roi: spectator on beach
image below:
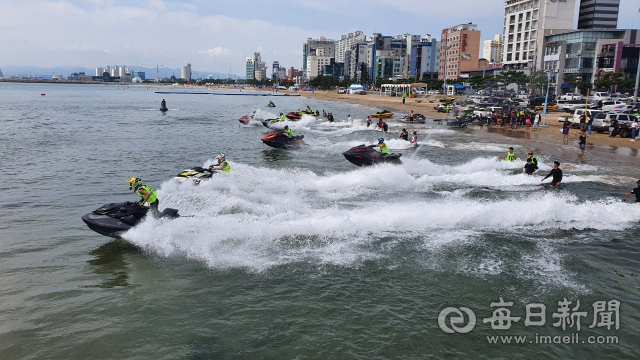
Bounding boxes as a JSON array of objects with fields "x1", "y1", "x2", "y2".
[
  {"x1": 533, "y1": 112, "x2": 540, "y2": 131},
  {"x1": 587, "y1": 114, "x2": 593, "y2": 135},
  {"x1": 609, "y1": 115, "x2": 618, "y2": 137},
  {"x1": 562, "y1": 117, "x2": 571, "y2": 141},
  {"x1": 630, "y1": 118, "x2": 638, "y2": 142}
]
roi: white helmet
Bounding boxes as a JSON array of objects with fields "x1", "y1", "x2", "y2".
[{"x1": 215, "y1": 153, "x2": 225, "y2": 162}]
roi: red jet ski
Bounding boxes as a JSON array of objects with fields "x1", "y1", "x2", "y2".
[
  {"x1": 261, "y1": 132, "x2": 306, "y2": 149},
  {"x1": 285, "y1": 112, "x2": 301, "y2": 120},
  {"x1": 239, "y1": 115, "x2": 251, "y2": 125},
  {"x1": 342, "y1": 144, "x2": 402, "y2": 166}
]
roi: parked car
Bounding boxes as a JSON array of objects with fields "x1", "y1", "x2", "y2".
[
  {"x1": 611, "y1": 93, "x2": 631, "y2": 101},
  {"x1": 473, "y1": 106, "x2": 503, "y2": 120},
  {"x1": 337, "y1": 88, "x2": 347, "y2": 94},
  {"x1": 557, "y1": 109, "x2": 604, "y2": 127},
  {"x1": 601, "y1": 100, "x2": 629, "y2": 112},
  {"x1": 560, "y1": 93, "x2": 583, "y2": 101},
  {"x1": 592, "y1": 92, "x2": 611, "y2": 102},
  {"x1": 535, "y1": 104, "x2": 558, "y2": 111},
  {"x1": 591, "y1": 112, "x2": 635, "y2": 135},
  {"x1": 562, "y1": 101, "x2": 598, "y2": 113},
  {"x1": 608, "y1": 104, "x2": 634, "y2": 113}
]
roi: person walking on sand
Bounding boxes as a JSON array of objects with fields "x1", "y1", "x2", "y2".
[
  {"x1": 579, "y1": 130, "x2": 586, "y2": 154},
  {"x1": 402, "y1": 92, "x2": 407, "y2": 105},
  {"x1": 630, "y1": 118, "x2": 638, "y2": 142},
  {"x1": 587, "y1": 114, "x2": 593, "y2": 135},
  {"x1": 533, "y1": 112, "x2": 540, "y2": 131}
]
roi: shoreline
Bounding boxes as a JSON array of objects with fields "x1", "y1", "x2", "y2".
[{"x1": 300, "y1": 90, "x2": 640, "y2": 152}]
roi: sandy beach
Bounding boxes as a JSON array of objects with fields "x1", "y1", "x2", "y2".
[{"x1": 299, "y1": 90, "x2": 640, "y2": 151}]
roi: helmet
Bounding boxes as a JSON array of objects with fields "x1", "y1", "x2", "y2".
[
  {"x1": 284, "y1": 125, "x2": 289, "y2": 129},
  {"x1": 127, "y1": 176, "x2": 142, "y2": 190},
  {"x1": 378, "y1": 138, "x2": 384, "y2": 144},
  {"x1": 215, "y1": 153, "x2": 225, "y2": 162}
]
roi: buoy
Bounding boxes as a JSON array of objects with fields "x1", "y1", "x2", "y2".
[{"x1": 41, "y1": 93, "x2": 45, "y2": 96}]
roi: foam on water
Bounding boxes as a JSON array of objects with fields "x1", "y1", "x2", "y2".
[{"x1": 124, "y1": 161, "x2": 640, "y2": 273}]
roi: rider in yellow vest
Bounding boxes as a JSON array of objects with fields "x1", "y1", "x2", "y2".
[
  {"x1": 376, "y1": 138, "x2": 389, "y2": 154},
  {"x1": 503, "y1": 147, "x2": 516, "y2": 162},
  {"x1": 211, "y1": 153, "x2": 231, "y2": 173},
  {"x1": 284, "y1": 125, "x2": 294, "y2": 137},
  {"x1": 126, "y1": 177, "x2": 159, "y2": 214},
  {"x1": 279, "y1": 113, "x2": 286, "y2": 121}
]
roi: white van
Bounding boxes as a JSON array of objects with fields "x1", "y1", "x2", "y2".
[{"x1": 592, "y1": 92, "x2": 611, "y2": 101}]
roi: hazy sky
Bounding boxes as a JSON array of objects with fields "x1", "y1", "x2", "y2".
[{"x1": 1, "y1": 0, "x2": 638, "y2": 75}]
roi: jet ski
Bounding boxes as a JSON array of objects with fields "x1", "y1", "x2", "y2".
[
  {"x1": 342, "y1": 144, "x2": 402, "y2": 166},
  {"x1": 266, "y1": 103, "x2": 276, "y2": 107},
  {"x1": 261, "y1": 119, "x2": 283, "y2": 128},
  {"x1": 239, "y1": 115, "x2": 252, "y2": 125},
  {"x1": 300, "y1": 110, "x2": 319, "y2": 116},
  {"x1": 173, "y1": 166, "x2": 215, "y2": 184},
  {"x1": 285, "y1": 112, "x2": 301, "y2": 120},
  {"x1": 400, "y1": 114, "x2": 426, "y2": 123},
  {"x1": 261, "y1": 131, "x2": 306, "y2": 149},
  {"x1": 82, "y1": 201, "x2": 179, "y2": 238},
  {"x1": 371, "y1": 110, "x2": 393, "y2": 118},
  {"x1": 160, "y1": 101, "x2": 168, "y2": 112}
]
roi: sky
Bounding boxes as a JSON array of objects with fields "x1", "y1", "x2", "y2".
[{"x1": 1, "y1": 0, "x2": 639, "y2": 76}]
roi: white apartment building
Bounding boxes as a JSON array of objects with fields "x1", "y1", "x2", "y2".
[
  {"x1": 482, "y1": 34, "x2": 503, "y2": 63},
  {"x1": 306, "y1": 47, "x2": 333, "y2": 80},
  {"x1": 335, "y1": 31, "x2": 366, "y2": 63},
  {"x1": 502, "y1": 0, "x2": 576, "y2": 71}
]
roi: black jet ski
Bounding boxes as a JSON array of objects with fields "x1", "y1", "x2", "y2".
[
  {"x1": 342, "y1": 144, "x2": 402, "y2": 166},
  {"x1": 160, "y1": 102, "x2": 168, "y2": 112},
  {"x1": 174, "y1": 166, "x2": 215, "y2": 184},
  {"x1": 261, "y1": 131, "x2": 306, "y2": 149},
  {"x1": 261, "y1": 119, "x2": 283, "y2": 128},
  {"x1": 400, "y1": 114, "x2": 426, "y2": 123},
  {"x1": 82, "y1": 201, "x2": 179, "y2": 238}
]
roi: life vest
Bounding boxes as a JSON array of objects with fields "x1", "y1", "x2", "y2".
[
  {"x1": 279, "y1": 115, "x2": 286, "y2": 121},
  {"x1": 220, "y1": 160, "x2": 230, "y2": 173},
  {"x1": 380, "y1": 143, "x2": 389, "y2": 154},
  {"x1": 285, "y1": 128, "x2": 294, "y2": 137},
  {"x1": 137, "y1": 184, "x2": 157, "y2": 204},
  {"x1": 505, "y1": 152, "x2": 515, "y2": 161}
]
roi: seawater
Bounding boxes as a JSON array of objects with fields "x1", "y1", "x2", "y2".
[{"x1": 1, "y1": 83, "x2": 639, "y2": 359}]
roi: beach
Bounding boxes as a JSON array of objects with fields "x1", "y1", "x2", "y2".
[{"x1": 300, "y1": 90, "x2": 640, "y2": 151}]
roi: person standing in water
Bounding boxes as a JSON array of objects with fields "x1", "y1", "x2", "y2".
[
  {"x1": 541, "y1": 161, "x2": 562, "y2": 187},
  {"x1": 503, "y1": 147, "x2": 516, "y2": 162},
  {"x1": 622, "y1": 180, "x2": 640, "y2": 202},
  {"x1": 410, "y1": 131, "x2": 418, "y2": 146},
  {"x1": 579, "y1": 130, "x2": 586, "y2": 154},
  {"x1": 399, "y1": 128, "x2": 408, "y2": 141},
  {"x1": 409, "y1": 110, "x2": 415, "y2": 124},
  {"x1": 366, "y1": 116, "x2": 372, "y2": 127}
]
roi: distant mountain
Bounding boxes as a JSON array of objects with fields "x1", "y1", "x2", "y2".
[{"x1": 0, "y1": 65, "x2": 242, "y2": 80}]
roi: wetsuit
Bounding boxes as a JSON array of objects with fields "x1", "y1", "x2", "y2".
[
  {"x1": 382, "y1": 123, "x2": 388, "y2": 132},
  {"x1": 543, "y1": 168, "x2": 563, "y2": 186},
  {"x1": 400, "y1": 132, "x2": 408, "y2": 141},
  {"x1": 523, "y1": 163, "x2": 538, "y2": 175},
  {"x1": 629, "y1": 187, "x2": 640, "y2": 202}
]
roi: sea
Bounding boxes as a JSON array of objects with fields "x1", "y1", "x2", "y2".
[{"x1": 1, "y1": 82, "x2": 639, "y2": 359}]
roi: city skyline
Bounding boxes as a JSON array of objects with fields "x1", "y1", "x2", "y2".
[{"x1": 2, "y1": 0, "x2": 637, "y2": 77}]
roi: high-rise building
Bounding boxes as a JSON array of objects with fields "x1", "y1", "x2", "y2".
[
  {"x1": 366, "y1": 33, "x2": 412, "y2": 82},
  {"x1": 345, "y1": 43, "x2": 368, "y2": 81},
  {"x1": 411, "y1": 35, "x2": 440, "y2": 80},
  {"x1": 482, "y1": 34, "x2": 503, "y2": 63},
  {"x1": 542, "y1": 29, "x2": 639, "y2": 94},
  {"x1": 303, "y1": 37, "x2": 335, "y2": 81},
  {"x1": 95, "y1": 67, "x2": 104, "y2": 76},
  {"x1": 181, "y1": 63, "x2": 192, "y2": 81},
  {"x1": 439, "y1": 23, "x2": 481, "y2": 80},
  {"x1": 335, "y1": 31, "x2": 366, "y2": 63},
  {"x1": 246, "y1": 58, "x2": 255, "y2": 80},
  {"x1": 502, "y1": 0, "x2": 576, "y2": 71},
  {"x1": 578, "y1": 0, "x2": 620, "y2": 29}
]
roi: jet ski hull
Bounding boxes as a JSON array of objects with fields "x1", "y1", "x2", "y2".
[
  {"x1": 261, "y1": 132, "x2": 306, "y2": 149},
  {"x1": 174, "y1": 167, "x2": 214, "y2": 184},
  {"x1": 82, "y1": 201, "x2": 179, "y2": 238},
  {"x1": 342, "y1": 144, "x2": 402, "y2": 166},
  {"x1": 285, "y1": 112, "x2": 301, "y2": 120},
  {"x1": 160, "y1": 106, "x2": 168, "y2": 112}
]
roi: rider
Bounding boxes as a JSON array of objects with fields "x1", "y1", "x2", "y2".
[
  {"x1": 161, "y1": 99, "x2": 166, "y2": 107},
  {"x1": 210, "y1": 153, "x2": 230, "y2": 173},
  {"x1": 399, "y1": 128, "x2": 409, "y2": 141},
  {"x1": 503, "y1": 147, "x2": 516, "y2": 162},
  {"x1": 268, "y1": 100, "x2": 274, "y2": 107},
  {"x1": 284, "y1": 125, "x2": 294, "y2": 137},
  {"x1": 376, "y1": 138, "x2": 389, "y2": 155},
  {"x1": 306, "y1": 105, "x2": 313, "y2": 113},
  {"x1": 279, "y1": 113, "x2": 286, "y2": 121},
  {"x1": 126, "y1": 177, "x2": 159, "y2": 214}
]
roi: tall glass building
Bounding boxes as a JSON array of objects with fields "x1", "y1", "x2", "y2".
[{"x1": 578, "y1": 0, "x2": 620, "y2": 30}]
